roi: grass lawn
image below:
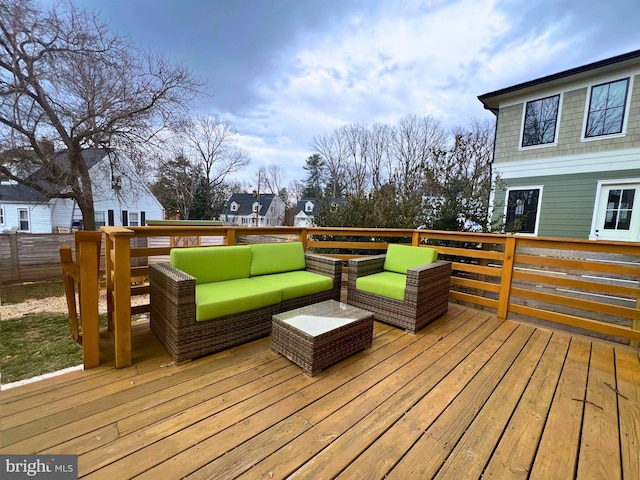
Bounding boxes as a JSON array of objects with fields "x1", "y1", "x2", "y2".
[
  {"x1": 1, "y1": 281, "x2": 106, "y2": 385},
  {"x1": 1, "y1": 313, "x2": 84, "y2": 384}
]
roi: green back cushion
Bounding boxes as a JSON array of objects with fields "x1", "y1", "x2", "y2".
[
  {"x1": 170, "y1": 245, "x2": 251, "y2": 284},
  {"x1": 249, "y1": 242, "x2": 306, "y2": 276},
  {"x1": 383, "y1": 244, "x2": 438, "y2": 274}
]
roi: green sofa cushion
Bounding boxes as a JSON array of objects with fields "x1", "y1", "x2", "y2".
[
  {"x1": 356, "y1": 271, "x2": 406, "y2": 301},
  {"x1": 383, "y1": 244, "x2": 438, "y2": 274},
  {"x1": 251, "y1": 271, "x2": 333, "y2": 301},
  {"x1": 170, "y1": 245, "x2": 251, "y2": 285},
  {"x1": 195, "y1": 278, "x2": 281, "y2": 321},
  {"x1": 249, "y1": 242, "x2": 306, "y2": 276}
]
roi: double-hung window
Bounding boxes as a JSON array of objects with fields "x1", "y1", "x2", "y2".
[
  {"x1": 521, "y1": 94, "x2": 560, "y2": 147},
  {"x1": 95, "y1": 212, "x2": 106, "y2": 228},
  {"x1": 0, "y1": 206, "x2": 4, "y2": 226},
  {"x1": 585, "y1": 78, "x2": 630, "y2": 137},
  {"x1": 18, "y1": 208, "x2": 29, "y2": 231}
]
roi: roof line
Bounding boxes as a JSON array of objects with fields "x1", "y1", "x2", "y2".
[{"x1": 478, "y1": 49, "x2": 640, "y2": 108}]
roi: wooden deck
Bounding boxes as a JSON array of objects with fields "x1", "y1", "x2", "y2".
[{"x1": 1, "y1": 304, "x2": 639, "y2": 479}]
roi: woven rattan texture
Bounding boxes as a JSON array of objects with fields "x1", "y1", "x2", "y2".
[
  {"x1": 271, "y1": 300, "x2": 373, "y2": 376},
  {"x1": 347, "y1": 255, "x2": 452, "y2": 333},
  {"x1": 149, "y1": 252, "x2": 342, "y2": 364}
]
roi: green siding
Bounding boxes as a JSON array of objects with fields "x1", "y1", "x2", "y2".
[{"x1": 493, "y1": 169, "x2": 640, "y2": 238}]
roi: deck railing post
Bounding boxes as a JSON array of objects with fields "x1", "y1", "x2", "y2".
[
  {"x1": 225, "y1": 227, "x2": 236, "y2": 246},
  {"x1": 75, "y1": 231, "x2": 101, "y2": 368},
  {"x1": 103, "y1": 227, "x2": 134, "y2": 368},
  {"x1": 497, "y1": 236, "x2": 517, "y2": 320}
]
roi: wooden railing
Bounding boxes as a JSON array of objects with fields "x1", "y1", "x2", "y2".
[{"x1": 94, "y1": 225, "x2": 640, "y2": 369}]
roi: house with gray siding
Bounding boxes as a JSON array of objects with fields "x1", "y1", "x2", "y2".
[{"x1": 479, "y1": 49, "x2": 640, "y2": 241}]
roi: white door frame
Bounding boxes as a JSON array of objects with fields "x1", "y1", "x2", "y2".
[{"x1": 590, "y1": 178, "x2": 640, "y2": 241}]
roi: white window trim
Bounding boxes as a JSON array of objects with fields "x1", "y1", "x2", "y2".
[
  {"x1": 581, "y1": 75, "x2": 634, "y2": 142},
  {"x1": 129, "y1": 211, "x2": 140, "y2": 227},
  {"x1": 589, "y1": 177, "x2": 640, "y2": 240},
  {"x1": 503, "y1": 185, "x2": 544, "y2": 236},
  {"x1": 518, "y1": 93, "x2": 563, "y2": 151},
  {"x1": 95, "y1": 211, "x2": 106, "y2": 228},
  {"x1": 18, "y1": 207, "x2": 30, "y2": 232}
]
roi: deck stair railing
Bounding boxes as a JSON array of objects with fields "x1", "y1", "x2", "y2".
[{"x1": 59, "y1": 231, "x2": 102, "y2": 368}]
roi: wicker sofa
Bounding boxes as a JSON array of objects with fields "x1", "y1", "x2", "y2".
[
  {"x1": 149, "y1": 242, "x2": 342, "y2": 363},
  {"x1": 347, "y1": 244, "x2": 451, "y2": 333}
]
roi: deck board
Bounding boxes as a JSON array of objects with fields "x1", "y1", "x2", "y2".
[{"x1": 1, "y1": 304, "x2": 639, "y2": 480}]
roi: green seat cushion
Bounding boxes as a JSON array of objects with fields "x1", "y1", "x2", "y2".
[
  {"x1": 195, "y1": 278, "x2": 281, "y2": 321},
  {"x1": 356, "y1": 271, "x2": 407, "y2": 301},
  {"x1": 252, "y1": 271, "x2": 333, "y2": 301},
  {"x1": 249, "y1": 242, "x2": 306, "y2": 276},
  {"x1": 383, "y1": 244, "x2": 438, "y2": 274},
  {"x1": 170, "y1": 245, "x2": 251, "y2": 285}
]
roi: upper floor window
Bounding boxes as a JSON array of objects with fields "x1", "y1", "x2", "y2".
[
  {"x1": 129, "y1": 212, "x2": 139, "y2": 226},
  {"x1": 305, "y1": 201, "x2": 314, "y2": 213},
  {"x1": 585, "y1": 78, "x2": 629, "y2": 137},
  {"x1": 0, "y1": 207, "x2": 4, "y2": 225},
  {"x1": 521, "y1": 94, "x2": 560, "y2": 147}
]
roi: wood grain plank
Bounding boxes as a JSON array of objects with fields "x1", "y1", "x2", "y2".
[
  {"x1": 529, "y1": 337, "x2": 591, "y2": 479},
  {"x1": 288, "y1": 314, "x2": 504, "y2": 480},
  {"x1": 333, "y1": 321, "x2": 521, "y2": 479},
  {"x1": 206, "y1": 311, "x2": 492, "y2": 480},
  {"x1": 384, "y1": 324, "x2": 535, "y2": 479},
  {"x1": 482, "y1": 331, "x2": 571, "y2": 479},
  {"x1": 577, "y1": 342, "x2": 621, "y2": 479},
  {"x1": 433, "y1": 328, "x2": 553, "y2": 479},
  {"x1": 615, "y1": 349, "x2": 640, "y2": 479}
]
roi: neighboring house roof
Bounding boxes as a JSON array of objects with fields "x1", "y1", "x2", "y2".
[
  {"x1": 296, "y1": 197, "x2": 317, "y2": 215},
  {"x1": 227, "y1": 193, "x2": 279, "y2": 216},
  {"x1": 478, "y1": 49, "x2": 640, "y2": 113},
  {"x1": 0, "y1": 182, "x2": 49, "y2": 203}
]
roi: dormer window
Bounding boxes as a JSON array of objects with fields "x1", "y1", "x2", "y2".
[
  {"x1": 305, "y1": 201, "x2": 314, "y2": 213},
  {"x1": 230, "y1": 202, "x2": 239, "y2": 212},
  {"x1": 253, "y1": 201, "x2": 260, "y2": 213}
]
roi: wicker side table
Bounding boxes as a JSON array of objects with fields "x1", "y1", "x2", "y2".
[{"x1": 271, "y1": 300, "x2": 374, "y2": 376}]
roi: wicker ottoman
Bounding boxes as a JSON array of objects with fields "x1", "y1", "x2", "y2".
[{"x1": 271, "y1": 300, "x2": 374, "y2": 376}]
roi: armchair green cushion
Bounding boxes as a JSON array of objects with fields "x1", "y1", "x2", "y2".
[
  {"x1": 249, "y1": 242, "x2": 306, "y2": 276},
  {"x1": 383, "y1": 244, "x2": 438, "y2": 274},
  {"x1": 170, "y1": 245, "x2": 251, "y2": 285},
  {"x1": 356, "y1": 271, "x2": 407, "y2": 301}
]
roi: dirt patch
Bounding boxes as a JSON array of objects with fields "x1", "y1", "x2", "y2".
[{"x1": 0, "y1": 291, "x2": 149, "y2": 320}]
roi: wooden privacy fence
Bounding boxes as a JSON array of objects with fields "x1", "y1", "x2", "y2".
[
  {"x1": 0, "y1": 232, "x2": 78, "y2": 283},
  {"x1": 89, "y1": 226, "x2": 640, "y2": 369}
]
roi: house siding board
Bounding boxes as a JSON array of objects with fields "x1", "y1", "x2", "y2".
[
  {"x1": 495, "y1": 169, "x2": 640, "y2": 238},
  {"x1": 494, "y1": 73, "x2": 640, "y2": 166}
]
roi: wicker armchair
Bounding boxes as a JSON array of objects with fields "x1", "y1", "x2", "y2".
[
  {"x1": 149, "y1": 252, "x2": 342, "y2": 364},
  {"x1": 347, "y1": 252, "x2": 451, "y2": 333}
]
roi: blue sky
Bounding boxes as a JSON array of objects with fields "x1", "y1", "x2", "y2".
[{"x1": 74, "y1": 0, "x2": 640, "y2": 188}]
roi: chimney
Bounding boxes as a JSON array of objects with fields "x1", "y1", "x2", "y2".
[{"x1": 36, "y1": 138, "x2": 55, "y2": 156}]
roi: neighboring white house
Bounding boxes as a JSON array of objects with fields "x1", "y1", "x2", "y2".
[
  {"x1": 0, "y1": 148, "x2": 164, "y2": 233},
  {"x1": 294, "y1": 198, "x2": 317, "y2": 227},
  {"x1": 222, "y1": 192, "x2": 286, "y2": 226}
]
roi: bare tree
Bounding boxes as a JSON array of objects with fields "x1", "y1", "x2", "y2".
[
  {"x1": 0, "y1": 0, "x2": 203, "y2": 229},
  {"x1": 181, "y1": 113, "x2": 250, "y2": 219},
  {"x1": 368, "y1": 122, "x2": 392, "y2": 191},
  {"x1": 341, "y1": 123, "x2": 370, "y2": 196},
  {"x1": 311, "y1": 129, "x2": 346, "y2": 198},
  {"x1": 260, "y1": 163, "x2": 287, "y2": 195}
]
